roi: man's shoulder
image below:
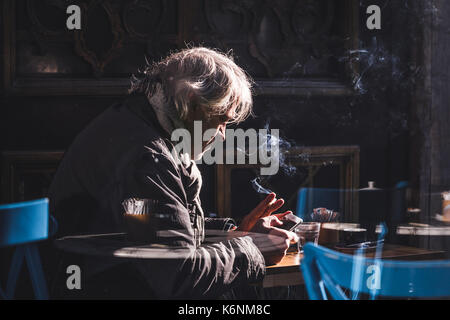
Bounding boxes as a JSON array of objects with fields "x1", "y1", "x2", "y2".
[
  {"x1": 59, "y1": 95, "x2": 176, "y2": 178},
  {"x1": 72, "y1": 95, "x2": 163, "y2": 147}
]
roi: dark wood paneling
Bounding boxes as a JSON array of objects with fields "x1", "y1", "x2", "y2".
[
  {"x1": 0, "y1": 0, "x2": 415, "y2": 221},
  {"x1": 3, "y1": 0, "x2": 359, "y2": 96},
  {"x1": 0, "y1": 151, "x2": 63, "y2": 203}
]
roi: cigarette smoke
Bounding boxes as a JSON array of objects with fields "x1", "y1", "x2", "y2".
[{"x1": 251, "y1": 177, "x2": 273, "y2": 195}]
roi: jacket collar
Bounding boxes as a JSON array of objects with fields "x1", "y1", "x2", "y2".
[{"x1": 124, "y1": 93, "x2": 171, "y2": 140}]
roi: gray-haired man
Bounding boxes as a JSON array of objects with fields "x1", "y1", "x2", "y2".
[{"x1": 49, "y1": 47, "x2": 297, "y2": 299}]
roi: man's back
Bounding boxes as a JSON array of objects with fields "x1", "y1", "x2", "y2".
[{"x1": 48, "y1": 94, "x2": 172, "y2": 236}]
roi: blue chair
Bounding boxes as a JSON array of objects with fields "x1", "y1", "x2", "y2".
[
  {"x1": 301, "y1": 243, "x2": 450, "y2": 300},
  {"x1": 296, "y1": 188, "x2": 343, "y2": 221},
  {"x1": 0, "y1": 198, "x2": 57, "y2": 300}
]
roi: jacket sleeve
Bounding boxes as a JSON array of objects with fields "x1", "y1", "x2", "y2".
[
  {"x1": 204, "y1": 217, "x2": 237, "y2": 231},
  {"x1": 122, "y1": 142, "x2": 266, "y2": 299}
]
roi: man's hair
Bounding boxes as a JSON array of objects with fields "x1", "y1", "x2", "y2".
[{"x1": 129, "y1": 47, "x2": 254, "y2": 124}]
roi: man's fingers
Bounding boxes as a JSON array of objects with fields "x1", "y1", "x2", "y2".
[
  {"x1": 263, "y1": 198, "x2": 284, "y2": 216},
  {"x1": 286, "y1": 230, "x2": 299, "y2": 243},
  {"x1": 268, "y1": 215, "x2": 283, "y2": 227},
  {"x1": 269, "y1": 227, "x2": 299, "y2": 244},
  {"x1": 253, "y1": 194, "x2": 280, "y2": 220},
  {"x1": 240, "y1": 193, "x2": 277, "y2": 231},
  {"x1": 251, "y1": 193, "x2": 276, "y2": 215},
  {"x1": 262, "y1": 193, "x2": 276, "y2": 206},
  {"x1": 273, "y1": 211, "x2": 293, "y2": 219}
]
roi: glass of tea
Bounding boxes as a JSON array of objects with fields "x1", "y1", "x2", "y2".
[{"x1": 294, "y1": 222, "x2": 321, "y2": 253}]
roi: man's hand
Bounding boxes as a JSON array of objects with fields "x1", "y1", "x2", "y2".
[
  {"x1": 247, "y1": 215, "x2": 299, "y2": 266},
  {"x1": 237, "y1": 193, "x2": 292, "y2": 232}
]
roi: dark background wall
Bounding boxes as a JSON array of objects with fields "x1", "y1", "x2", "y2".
[{"x1": 0, "y1": 0, "x2": 415, "y2": 213}]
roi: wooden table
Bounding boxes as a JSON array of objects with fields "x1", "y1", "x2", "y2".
[
  {"x1": 55, "y1": 231, "x2": 447, "y2": 290},
  {"x1": 262, "y1": 244, "x2": 446, "y2": 288}
]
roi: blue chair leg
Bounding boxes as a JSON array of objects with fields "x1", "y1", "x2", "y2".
[
  {"x1": 318, "y1": 281, "x2": 328, "y2": 300},
  {"x1": 24, "y1": 244, "x2": 49, "y2": 300},
  {"x1": 369, "y1": 223, "x2": 387, "y2": 300},
  {"x1": 5, "y1": 246, "x2": 26, "y2": 300},
  {"x1": 350, "y1": 247, "x2": 366, "y2": 300}
]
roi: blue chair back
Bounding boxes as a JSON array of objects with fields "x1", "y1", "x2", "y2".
[
  {"x1": 0, "y1": 199, "x2": 49, "y2": 247},
  {"x1": 0, "y1": 198, "x2": 54, "y2": 300},
  {"x1": 296, "y1": 188, "x2": 343, "y2": 221},
  {"x1": 301, "y1": 243, "x2": 450, "y2": 299}
]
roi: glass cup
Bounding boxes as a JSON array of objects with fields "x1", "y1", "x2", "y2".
[{"x1": 294, "y1": 222, "x2": 321, "y2": 253}]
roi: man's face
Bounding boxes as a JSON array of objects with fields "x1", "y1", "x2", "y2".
[{"x1": 185, "y1": 105, "x2": 235, "y2": 160}]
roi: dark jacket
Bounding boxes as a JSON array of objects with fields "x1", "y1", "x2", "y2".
[{"x1": 48, "y1": 94, "x2": 265, "y2": 299}]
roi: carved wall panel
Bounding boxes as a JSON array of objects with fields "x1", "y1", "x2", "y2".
[
  {"x1": 3, "y1": 0, "x2": 359, "y2": 96},
  {"x1": 3, "y1": 0, "x2": 178, "y2": 95},
  {"x1": 199, "y1": 0, "x2": 359, "y2": 95}
]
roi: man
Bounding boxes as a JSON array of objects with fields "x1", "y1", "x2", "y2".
[{"x1": 48, "y1": 47, "x2": 298, "y2": 299}]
